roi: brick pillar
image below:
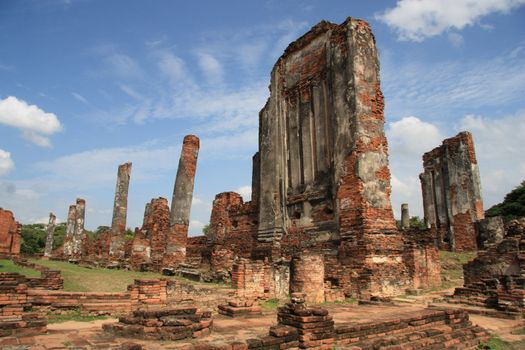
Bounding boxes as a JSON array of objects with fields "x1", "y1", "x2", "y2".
[
  {"x1": 290, "y1": 253, "x2": 325, "y2": 304},
  {"x1": 43, "y1": 213, "x2": 56, "y2": 257},
  {"x1": 71, "y1": 198, "x2": 86, "y2": 258},
  {"x1": 63, "y1": 204, "x2": 76, "y2": 257},
  {"x1": 109, "y1": 162, "x2": 132, "y2": 259},
  {"x1": 163, "y1": 135, "x2": 199, "y2": 268}
]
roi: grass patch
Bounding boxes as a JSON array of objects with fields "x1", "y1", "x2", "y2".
[
  {"x1": 47, "y1": 310, "x2": 108, "y2": 324},
  {"x1": 261, "y1": 298, "x2": 280, "y2": 311},
  {"x1": 511, "y1": 327, "x2": 525, "y2": 335},
  {"x1": 477, "y1": 336, "x2": 525, "y2": 350},
  {"x1": 323, "y1": 297, "x2": 357, "y2": 305},
  {"x1": 0, "y1": 259, "x2": 40, "y2": 277},
  {"x1": 439, "y1": 250, "x2": 477, "y2": 290},
  {"x1": 31, "y1": 259, "x2": 228, "y2": 292}
]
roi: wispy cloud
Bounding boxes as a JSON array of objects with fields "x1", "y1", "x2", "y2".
[
  {"x1": 382, "y1": 43, "x2": 525, "y2": 122},
  {"x1": 0, "y1": 149, "x2": 15, "y2": 176},
  {"x1": 0, "y1": 96, "x2": 63, "y2": 147},
  {"x1": 377, "y1": 0, "x2": 525, "y2": 42},
  {"x1": 71, "y1": 92, "x2": 89, "y2": 104}
]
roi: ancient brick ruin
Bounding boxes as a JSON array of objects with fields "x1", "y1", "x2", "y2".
[
  {"x1": 43, "y1": 18, "x2": 440, "y2": 301},
  {"x1": 181, "y1": 18, "x2": 441, "y2": 300},
  {"x1": 448, "y1": 218, "x2": 525, "y2": 317},
  {"x1": 420, "y1": 131, "x2": 484, "y2": 251},
  {"x1": 0, "y1": 208, "x2": 21, "y2": 258}
]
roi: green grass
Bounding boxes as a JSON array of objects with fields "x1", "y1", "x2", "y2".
[
  {"x1": 477, "y1": 336, "x2": 525, "y2": 350},
  {"x1": 31, "y1": 259, "x2": 228, "y2": 292},
  {"x1": 261, "y1": 298, "x2": 280, "y2": 311},
  {"x1": 47, "y1": 310, "x2": 108, "y2": 324},
  {"x1": 0, "y1": 259, "x2": 41, "y2": 277},
  {"x1": 511, "y1": 327, "x2": 525, "y2": 335},
  {"x1": 439, "y1": 250, "x2": 477, "y2": 290},
  {"x1": 322, "y1": 297, "x2": 357, "y2": 305}
]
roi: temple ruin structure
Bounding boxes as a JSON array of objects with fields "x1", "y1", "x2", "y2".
[
  {"x1": 184, "y1": 18, "x2": 441, "y2": 299},
  {"x1": 43, "y1": 213, "x2": 56, "y2": 257},
  {"x1": 420, "y1": 131, "x2": 484, "y2": 251},
  {"x1": 49, "y1": 18, "x2": 441, "y2": 300},
  {"x1": 0, "y1": 208, "x2": 21, "y2": 257}
]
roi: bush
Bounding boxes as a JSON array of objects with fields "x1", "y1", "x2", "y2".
[{"x1": 486, "y1": 181, "x2": 525, "y2": 222}]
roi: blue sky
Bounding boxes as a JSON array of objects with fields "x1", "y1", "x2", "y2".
[{"x1": 1, "y1": 0, "x2": 524, "y2": 234}]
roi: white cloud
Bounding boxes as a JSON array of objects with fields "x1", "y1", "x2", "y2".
[
  {"x1": 0, "y1": 149, "x2": 15, "y2": 176},
  {"x1": 457, "y1": 112, "x2": 525, "y2": 207},
  {"x1": 236, "y1": 185, "x2": 252, "y2": 202},
  {"x1": 387, "y1": 116, "x2": 444, "y2": 219},
  {"x1": 387, "y1": 111, "x2": 525, "y2": 220},
  {"x1": 0, "y1": 96, "x2": 63, "y2": 147},
  {"x1": 377, "y1": 0, "x2": 525, "y2": 42},
  {"x1": 387, "y1": 116, "x2": 443, "y2": 157},
  {"x1": 71, "y1": 92, "x2": 89, "y2": 104},
  {"x1": 189, "y1": 220, "x2": 205, "y2": 236},
  {"x1": 196, "y1": 52, "x2": 223, "y2": 84}
]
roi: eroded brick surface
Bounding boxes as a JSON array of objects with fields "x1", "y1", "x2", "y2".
[
  {"x1": 0, "y1": 208, "x2": 21, "y2": 257},
  {"x1": 449, "y1": 218, "x2": 525, "y2": 316},
  {"x1": 420, "y1": 132, "x2": 484, "y2": 251}
]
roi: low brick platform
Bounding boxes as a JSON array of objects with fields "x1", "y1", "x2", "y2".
[
  {"x1": 218, "y1": 299, "x2": 262, "y2": 318},
  {"x1": 0, "y1": 273, "x2": 47, "y2": 338},
  {"x1": 240, "y1": 295, "x2": 489, "y2": 350},
  {"x1": 103, "y1": 307, "x2": 213, "y2": 340}
]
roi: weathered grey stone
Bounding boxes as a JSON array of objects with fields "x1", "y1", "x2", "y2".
[
  {"x1": 477, "y1": 216, "x2": 504, "y2": 249},
  {"x1": 43, "y1": 212, "x2": 56, "y2": 257},
  {"x1": 420, "y1": 132, "x2": 484, "y2": 251},
  {"x1": 72, "y1": 198, "x2": 85, "y2": 257},
  {"x1": 63, "y1": 204, "x2": 76, "y2": 256},
  {"x1": 401, "y1": 204, "x2": 410, "y2": 230}
]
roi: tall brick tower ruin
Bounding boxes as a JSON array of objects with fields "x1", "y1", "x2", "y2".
[
  {"x1": 109, "y1": 162, "x2": 132, "y2": 259},
  {"x1": 420, "y1": 131, "x2": 484, "y2": 251},
  {"x1": 163, "y1": 135, "x2": 200, "y2": 268}
]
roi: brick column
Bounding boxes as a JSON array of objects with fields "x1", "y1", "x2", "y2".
[
  {"x1": 163, "y1": 135, "x2": 199, "y2": 268},
  {"x1": 109, "y1": 162, "x2": 132, "y2": 259}
]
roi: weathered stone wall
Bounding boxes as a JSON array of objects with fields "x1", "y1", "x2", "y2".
[
  {"x1": 130, "y1": 197, "x2": 170, "y2": 271},
  {"x1": 451, "y1": 218, "x2": 525, "y2": 315},
  {"x1": 476, "y1": 216, "x2": 504, "y2": 249},
  {"x1": 0, "y1": 208, "x2": 21, "y2": 257},
  {"x1": 420, "y1": 131, "x2": 484, "y2": 251},
  {"x1": 256, "y1": 19, "x2": 396, "y2": 245}
]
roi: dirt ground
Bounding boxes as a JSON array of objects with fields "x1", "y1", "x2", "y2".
[{"x1": 2, "y1": 302, "x2": 524, "y2": 350}]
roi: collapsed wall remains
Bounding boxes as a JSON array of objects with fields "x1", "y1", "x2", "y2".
[{"x1": 420, "y1": 131, "x2": 484, "y2": 251}]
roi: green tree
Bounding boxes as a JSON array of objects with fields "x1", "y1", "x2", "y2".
[
  {"x1": 20, "y1": 224, "x2": 47, "y2": 254},
  {"x1": 202, "y1": 224, "x2": 210, "y2": 235},
  {"x1": 486, "y1": 180, "x2": 525, "y2": 222}
]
